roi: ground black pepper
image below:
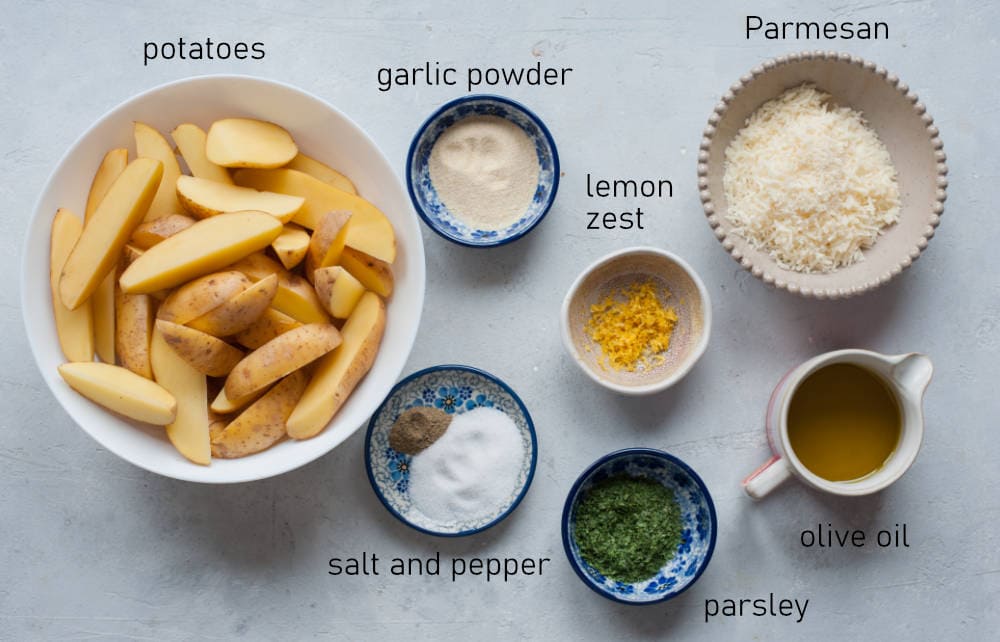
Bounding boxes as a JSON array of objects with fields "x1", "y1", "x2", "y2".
[{"x1": 389, "y1": 407, "x2": 452, "y2": 455}]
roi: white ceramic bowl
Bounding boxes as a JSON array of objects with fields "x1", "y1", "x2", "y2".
[
  {"x1": 21, "y1": 75, "x2": 425, "y2": 483},
  {"x1": 561, "y1": 247, "x2": 711, "y2": 395}
]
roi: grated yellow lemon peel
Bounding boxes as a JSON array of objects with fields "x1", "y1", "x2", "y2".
[{"x1": 584, "y1": 280, "x2": 678, "y2": 372}]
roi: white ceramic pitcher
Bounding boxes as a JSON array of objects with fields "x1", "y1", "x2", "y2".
[{"x1": 743, "y1": 350, "x2": 933, "y2": 499}]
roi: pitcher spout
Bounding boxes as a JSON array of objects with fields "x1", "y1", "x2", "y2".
[{"x1": 890, "y1": 353, "x2": 934, "y2": 399}]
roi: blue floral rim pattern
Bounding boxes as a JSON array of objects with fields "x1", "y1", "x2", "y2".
[
  {"x1": 365, "y1": 365, "x2": 538, "y2": 537},
  {"x1": 561, "y1": 448, "x2": 718, "y2": 605},
  {"x1": 405, "y1": 94, "x2": 560, "y2": 247}
]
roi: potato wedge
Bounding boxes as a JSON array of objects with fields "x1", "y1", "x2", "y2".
[
  {"x1": 208, "y1": 415, "x2": 229, "y2": 443},
  {"x1": 92, "y1": 273, "x2": 116, "y2": 364},
  {"x1": 157, "y1": 270, "x2": 252, "y2": 325},
  {"x1": 210, "y1": 385, "x2": 266, "y2": 414},
  {"x1": 122, "y1": 244, "x2": 145, "y2": 267},
  {"x1": 171, "y1": 123, "x2": 233, "y2": 184},
  {"x1": 232, "y1": 307, "x2": 301, "y2": 350},
  {"x1": 134, "y1": 122, "x2": 182, "y2": 221},
  {"x1": 229, "y1": 253, "x2": 329, "y2": 323},
  {"x1": 130, "y1": 214, "x2": 196, "y2": 250},
  {"x1": 313, "y1": 266, "x2": 365, "y2": 319},
  {"x1": 115, "y1": 285, "x2": 154, "y2": 379},
  {"x1": 187, "y1": 274, "x2": 277, "y2": 336},
  {"x1": 211, "y1": 370, "x2": 308, "y2": 458},
  {"x1": 304, "y1": 210, "x2": 351, "y2": 279},
  {"x1": 206, "y1": 118, "x2": 298, "y2": 169},
  {"x1": 59, "y1": 158, "x2": 162, "y2": 309},
  {"x1": 50, "y1": 209, "x2": 94, "y2": 362},
  {"x1": 233, "y1": 168, "x2": 396, "y2": 263},
  {"x1": 85, "y1": 149, "x2": 128, "y2": 363},
  {"x1": 120, "y1": 211, "x2": 283, "y2": 294},
  {"x1": 85, "y1": 148, "x2": 128, "y2": 221},
  {"x1": 176, "y1": 175, "x2": 303, "y2": 223},
  {"x1": 150, "y1": 329, "x2": 210, "y2": 465},
  {"x1": 339, "y1": 246, "x2": 394, "y2": 298},
  {"x1": 224, "y1": 323, "x2": 341, "y2": 402},
  {"x1": 156, "y1": 320, "x2": 244, "y2": 377},
  {"x1": 287, "y1": 293, "x2": 386, "y2": 439},
  {"x1": 271, "y1": 224, "x2": 309, "y2": 270},
  {"x1": 208, "y1": 408, "x2": 229, "y2": 442},
  {"x1": 58, "y1": 362, "x2": 175, "y2": 425},
  {"x1": 284, "y1": 153, "x2": 357, "y2": 194}
]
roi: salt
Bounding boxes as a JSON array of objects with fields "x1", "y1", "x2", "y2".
[{"x1": 408, "y1": 407, "x2": 525, "y2": 523}]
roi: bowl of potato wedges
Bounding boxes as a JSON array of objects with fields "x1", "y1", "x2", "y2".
[{"x1": 22, "y1": 75, "x2": 426, "y2": 482}]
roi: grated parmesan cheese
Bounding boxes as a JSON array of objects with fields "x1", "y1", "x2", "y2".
[
  {"x1": 585, "y1": 280, "x2": 678, "y2": 372},
  {"x1": 723, "y1": 84, "x2": 900, "y2": 273}
]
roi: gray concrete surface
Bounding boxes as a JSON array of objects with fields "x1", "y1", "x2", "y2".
[{"x1": 1, "y1": 0, "x2": 997, "y2": 639}]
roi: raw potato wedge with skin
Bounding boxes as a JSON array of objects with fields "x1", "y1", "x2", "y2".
[
  {"x1": 212, "y1": 370, "x2": 308, "y2": 458},
  {"x1": 208, "y1": 415, "x2": 229, "y2": 443},
  {"x1": 305, "y1": 210, "x2": 351, "y2": 280},
  {"x1": 187, "y1": 274, "x2": 277, "y2": 337},
  {"x1": 287, "y1": 292, "x2": 386, "y2": 439},
  {"x1": 233, "y1": 307, "x2": 301, "y2": 350},
  {"x1": 210, "y1": 384, "x2": 266, "y2": 414},
  {"x1": 157, "y1": 271, "x2": 252, "y2": 325},
  {"x1": 50, "y1": 209, "x2": 94, "y2": 362},
  {"x1": 156, "y1": 320, "x2": 244, "y2": 377},
  {"x1": 271, "y1": 224, "x2": 310, "y2": 270},
  {"x1": 85, "y1": 148, "x2": 128, "y2": 220},
  {"x1": 224, "y1": 323, "x2": 342, "y2": 402},
  {"x1": 85, "y1": 149, "x2": 127, "y2": 364},
  {"x1": 130, "y1": 214, "x2": 196, "y2": 250},
  {"x1": 284, "y1": 153, "x2": 357, "y2": 194},
  {"x1": 120, "y1": 211, "x2": 283, "y2": 294},
  {"x1": 176, "y1": 175, "x2": 304, "y2": 223},
  {"x1": 58, "y1": 362, "x2": 176, "y2": 425},
  {"x1": 339, "y1": 246, "x2": 394, "y2": 298},
  {"x1": 115, "y1": 285, "x2": 154, "y2": 379},
  {"x1": 171, "y1": 123, "x2": 233, "y2": 184},
  {"x1": 150, "y1": 329, "x2": 210, "y2": 465},
  {"x1": 59, "y1": 158, "x2": 163, "y2": 309},
  {"x1": 134, "y1": 122, "x2": 183, "y2": 221},
  {"x1": 313, "y1": 266, "x2": 365, "y2": 319},
  {"x1": 229, "y1": 253, "x2": 329, "y2": 323},
  {"x1": 206, "y1": 118, "x2": 298, "y2": 169},
  {"x1": 233, "y1": 168, "x2": 396, "y2": 263}
]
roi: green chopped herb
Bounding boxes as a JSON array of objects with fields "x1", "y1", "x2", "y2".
[{"x1": 573, "y1": 476, "x2": 682, "y2": 583}]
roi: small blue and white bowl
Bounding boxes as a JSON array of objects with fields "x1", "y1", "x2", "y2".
[
  {"x1": 365, "y1": 365, "x2": 537, "y2": 536},
  {"x1": 406, "y1": 95, "x2": 560, "y2": 247},
  {"x1": 562, "y1": 448, "x2": 717, "y2": 605}
]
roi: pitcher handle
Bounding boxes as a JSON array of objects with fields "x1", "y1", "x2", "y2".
[{"x1": 743, "y1": 455, "x2": 791, "y2": 500}]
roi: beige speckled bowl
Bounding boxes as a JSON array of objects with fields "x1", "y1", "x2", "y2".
[
  {"x1": 560, "y1": 247, "x2": 711, "y2": 395},
  {"x1": 698, "y1": 51, "x2": 948, "y2": 298}
]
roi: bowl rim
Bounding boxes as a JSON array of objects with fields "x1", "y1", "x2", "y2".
[
  {"x1": 364, "y1": 363, "x2": 538, "y2": 537},
  {"x1": 697, "y1": 50, "x2": 948, "y2": 299},
  {"x1": 560, "y1": 246, "x2": 712, "y2": 395},
  {"x1": 405, "y1": 93, "x2": 560, "y2": 248},
  {"x1": 560, "y1": 447, "x2": 718, "y2": 605},
  {"x1": 21, "y1": 73, "x2": 426, "y2": 483}
]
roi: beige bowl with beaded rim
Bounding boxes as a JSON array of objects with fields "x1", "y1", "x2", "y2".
[{"x1": 698, "y1": 51, "x2": 948, "y2": 299}]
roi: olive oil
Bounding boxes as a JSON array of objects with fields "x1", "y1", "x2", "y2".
[{"x1": 787, "y1": 363, "x2": 901, "y2": 482}]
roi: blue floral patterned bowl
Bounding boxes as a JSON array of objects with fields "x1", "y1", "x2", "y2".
[
  {"x1": 365, "y1": 365, "x2": 537, "y2": 536},
  {"x1": 406, "y1": 94, "x2": 559, "y2": 247},
  {"x1": 561, "y1": 448, "x2": 717, "y2": 605}
]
